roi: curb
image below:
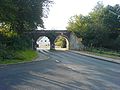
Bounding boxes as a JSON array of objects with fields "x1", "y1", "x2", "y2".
[{"x1": 70, "y1": 50, "x2": 120, "y2": 64}]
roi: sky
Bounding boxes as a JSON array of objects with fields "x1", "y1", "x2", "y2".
[{"x1": 41, "y1": 0, "x2": 120, "y2": 30}]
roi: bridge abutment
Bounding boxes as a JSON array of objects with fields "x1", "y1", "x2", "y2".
[
  {"x1": 69, "y1": 33, "x2": 84, "y2": 50},
  {"x1": 50, "y1": 40, "x2": 55, "y2": 50}
]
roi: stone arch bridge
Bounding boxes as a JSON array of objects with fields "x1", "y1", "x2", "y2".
[{"x1": 27, "y1": 30, "x2": 83, "y2": 50}]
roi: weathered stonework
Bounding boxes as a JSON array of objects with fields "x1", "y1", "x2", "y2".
[
  {"x1": 69, "y1": 33, "x2": 84, "y2": 50},
  {"x1": 27, "y1": 30, "x2": 84, "y2": 50}
]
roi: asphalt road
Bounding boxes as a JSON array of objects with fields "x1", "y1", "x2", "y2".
[{"x1": 0, "y1": 50, "x2": 120, "y2": 90}]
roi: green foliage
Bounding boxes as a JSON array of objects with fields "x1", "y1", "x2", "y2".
[
  {"x1": 55, "y1": 36, "x2": 67, "y2": 48},
  {"x1": 67, "y1": 2, "x2": 120, "y2": 50},
  {"x1": 0, "y1": 35, "x2": 32, "y2": 60},
  {"x1": 67, "y1": 15, "x2": 89, "y2": 38},
  {"x1": 0, "y1": 50, "x2": 38, "y2": 64},
  {"x1": 0, "y1": 0, "x2": 53, "y2": 34},
  {"x1": 86, "y1": 47, "x2": 120, "y2": 57},
  {"x1": 0, "y1": 0, "x2": 53, "y2": 60}
]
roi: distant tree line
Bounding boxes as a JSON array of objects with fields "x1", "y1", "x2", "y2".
[
  {"x1": 66, "y1": 2, "x2": 120, "y2": 51},
  {"x1": 0, "y1": 0, "x2": 52, "y2": 59}
]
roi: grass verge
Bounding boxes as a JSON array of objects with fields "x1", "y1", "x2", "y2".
[
  {"x1": 0, "y1": 50, "x2": 38, "y2": 65},
  {"x1": 84, "y1": 48, "x2": 120, "y2": 60}
]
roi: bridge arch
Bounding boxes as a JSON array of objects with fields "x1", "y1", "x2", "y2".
[
  {"x1": 27, "y1": 30, "x2": 84, "y2": 50},
  {"x1": 30, "y1": 30, "x2": 70, "y2": 50},
  {"x1": 54, "y1": 35, "x2": 69, "y2": 50},
  {"x1": 36, "y1": 36, "x2": 50, "y2": 50}
]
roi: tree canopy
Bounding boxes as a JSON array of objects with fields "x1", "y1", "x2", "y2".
[
  {"x1": 66, "y1": 2, "x2": 120, "y2": 50},
  {"x1": 0, "y1": 0, "x2": 52, "y2": 34},
  {"x1": 0, "y1": 0, "x2": 53, "y2": 60}
]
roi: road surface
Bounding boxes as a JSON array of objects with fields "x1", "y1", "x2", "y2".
[{"x1": 0, "y1": 50, "x2": 120, "y2": 90}]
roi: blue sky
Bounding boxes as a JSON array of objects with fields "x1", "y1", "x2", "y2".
[{"x1": 41, "y1": 0, "x2": 120, "y2": 30}]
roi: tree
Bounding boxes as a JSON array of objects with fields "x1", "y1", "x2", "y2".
[
  {"x1": 0, "y1": 0, "x2": 53, "y2": 59},
  {"x1": 0, "y1": 0, "x2": 53, "y2": 34},
  {"x1": 55, "y1": 36, "x2": 67, "y2": 48},
  {"x1": 66, "y1": 15, "x2": 90, "y2": 38},
  {"x1": 66, "y1": 2, "x2": 120, "y2": 50}
]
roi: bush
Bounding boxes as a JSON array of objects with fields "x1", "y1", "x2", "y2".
[
  {"x1": 0, "y1": 34, "x2": 33, "y2": 61},
  {"x1": 86, "y1": 47, "x2": 120, "y2": 57},
  {"x1": 114, "y1": 35, "x2": 120, "y2": 50}
]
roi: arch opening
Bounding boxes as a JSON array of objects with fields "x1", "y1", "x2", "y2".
[
  {"x1": 54, "y1": 35, "x2": 69, "y2": 50},
  {"x1": 36, "y1": 36, "x2": 50, "y2": 50}
]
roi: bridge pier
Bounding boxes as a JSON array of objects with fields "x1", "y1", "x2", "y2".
[
  {"x1": 50, "y1": 40, "x2": 55, "y2": 50},
  {"x1": 31, "y1": 39, "x2": 36, "y2": 50}
]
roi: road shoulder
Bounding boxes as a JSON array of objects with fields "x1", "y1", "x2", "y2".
[
  {"x1": 70, "y1": 50, "x2": 120, "y2": 64},
  {"x1": 34, "y1": 51, "x2": 49, "y2": 61}
]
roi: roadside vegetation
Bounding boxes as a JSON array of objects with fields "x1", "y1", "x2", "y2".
[
  {"x1": 66, "y1": 2, "x2": 120, "y2": 58},
  {"x1": 85, "y1": 48, "x2": 120, "y2": 59},
  {"x1": 55, "y1": 36, "x2": 67, "y2": 48},
  {"x1": 0, "y1": 50, "x2": 38, "y2": 64},
  {"x1": 0, "y1": 0, "x2": 52, "y2": 64}
]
